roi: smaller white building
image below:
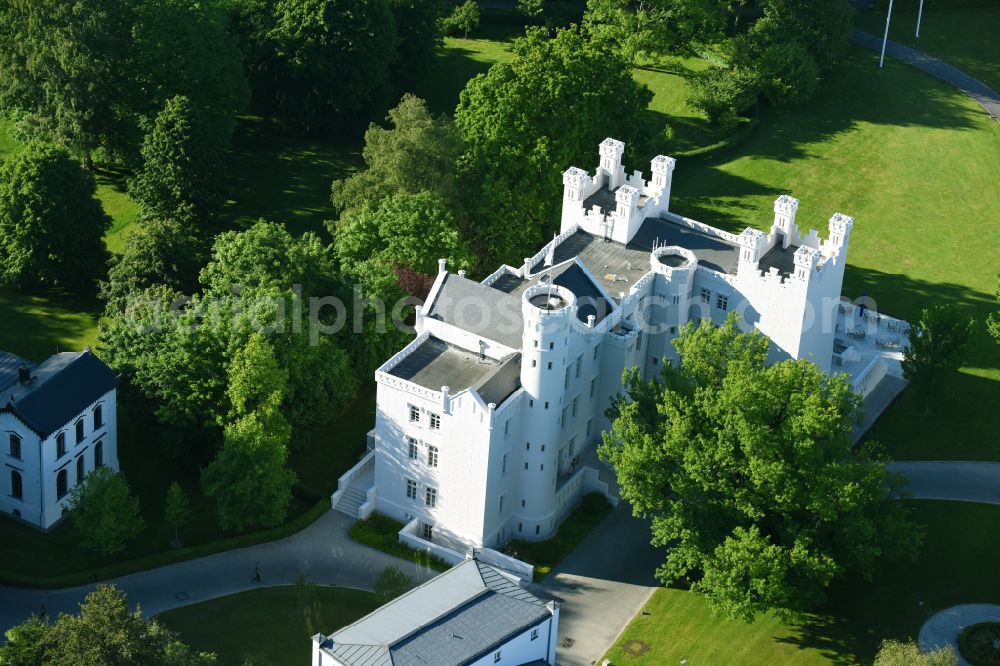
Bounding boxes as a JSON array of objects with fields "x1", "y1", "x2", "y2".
[
  {"x1": 311, "y1": 558, "x2": 559, "y2": 666},
  {"x1": 0, "y1": 349, "x2": 120, "y2": 530}
]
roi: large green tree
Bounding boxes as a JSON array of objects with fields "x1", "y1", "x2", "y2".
[
  {"x1": 0, "y1": 0, "x2": 247, "y2": 163},
  {"x1": 236, "y1": 0, "x2": 398, "y2": 133},
  {"x1": 334, "y1": 191, "x2": 471, "y2": 295},
  {"x1": 201, "y1": 334, "x2": 297, "y2": 531},
  {"x1": 0, "y1": 143, "x2": 110, "y2": 290},
  {"x1": 600, "y1": 315, "x2": 921, "y2": 621},
  {"x1": 129, "y1": 96, "x2": 229, "y2": 228},
  {"x1": 901, "y1": 304, "x2": 976, "y2": 412},
  {"x1": 100, "y1": 217, "x2": 204, "y2": 314},
  {"x1": 68, "y1": 467, "x2": 145, "y2": 557},
  {"x1": 0, "y1": 585, "x2": 216, "y2": 665},
  {"x1": 330, "y1": 94, "x2": 465, "y2": 216},
  {"x1": 583, "y1": 0, "x2": 732, "y2": 62},
  {"x1": 0, "y1": 0, "x2": 135, "y2": 162},
  {"x1": 455, "y1": 27, "x2": 652, "y2": 266},
  {"x1": 388, "y1": 1, "x2": 447, "y2": 94},
  {"x1": 131, "y1": 0, "x2": 249, "y2": 141}
]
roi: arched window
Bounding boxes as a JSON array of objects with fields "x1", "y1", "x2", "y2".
[
  {"x1": 75, "y1": 419, "x2": 84, "y2": 444},
  {"x1": 56, "y1": 432, "x2": 66, "y2": 458},
  {"x1": 93, "y1": 404, "x2": 103, "y2": 429},
  {"x1": 94, "y1": 441, "x2": 103, "y2": 469},
  {"x1": 76, "y1": 456, "x2": 85, "y2": 485},
  {"x1": 10, "y1": 471, "x2": 22, "y2": 500},
  {"x1": 8, "y1": 434, "x2": 20, "y2": 460},
  {"x1": 56, "y1": 470, "x2": 68, "y2": 499}
]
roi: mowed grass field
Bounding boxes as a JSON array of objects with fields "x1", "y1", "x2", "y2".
[
  {"x1": 855, "y1": 7, "x2": 1000, "y2": 91},
  {"x1": 669, "y1": 46, "x2": 1000, "y2": 461},
  {"x1": 158, "y1": 585, "x2": 383, "y2": 666},
  {"x1": 605, "y1": 501, "x2": 1000, "y2": 665}
]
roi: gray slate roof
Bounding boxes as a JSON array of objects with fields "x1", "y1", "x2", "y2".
[
  {"x1": 425, "y1": 273, "x2": 524, "y2": 348},
  {"x1": 388, "y1": 337, "x2": 521, "y2": 406},
  {"x1": 543, "y1": 217, "x2": 742, "y2": 300},
  {"x1": 1, "y1": 351, "x2": 118, "y2": 437},
  {"x1": 0, "y1": 351, "x2": 36, "y2": 394},
  {"x1": 321, "y1": 559, "x2": 552, "y2": 666}
]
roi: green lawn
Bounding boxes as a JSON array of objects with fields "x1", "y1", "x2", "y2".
[
  {"x1": 348, "y1": 513, "x2": 451, "y2": 573},
  {"x1": 855, "y1": 7, "x2": 1000, "y2": 91},
  {"x1": 508, "y1": 493, "x2": 613, "y2": 582},
  {"x1": 605, "y1": 500, "x2": 1000, "y2": 665},
  {"x1": 669, "y1": 46, "x2": 1000, "y2": 461},
  {"x1": 158, "y1": 585, "x2": 383, "y2": 666}
]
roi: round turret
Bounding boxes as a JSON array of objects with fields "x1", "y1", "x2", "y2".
[{"x1": 650, "y1": 245, "x2": 697, "y2": 276}]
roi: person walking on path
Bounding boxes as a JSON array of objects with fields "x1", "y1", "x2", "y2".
[{"x1": 251, "y1": 561, "x2": 262, "y2": 583}]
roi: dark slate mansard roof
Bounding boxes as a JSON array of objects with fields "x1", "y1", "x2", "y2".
[
  {"x1": 1, "y1": 350, "x2": 118, "y2": 438},
  {"x1": 317, "y1": 559, "x2": 554, "y2": 666}
]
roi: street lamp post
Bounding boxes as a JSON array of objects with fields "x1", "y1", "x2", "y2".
[{"x1": 880, "y1": 0, "x2": 895, "y2": 69}]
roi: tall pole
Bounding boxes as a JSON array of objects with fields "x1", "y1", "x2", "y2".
[
  {"x1": 880, "y1": 0, "x2": 895, "y2": 69},
  {"x1": 915, "y1": 0, "x2": 925, "y2": 37}
]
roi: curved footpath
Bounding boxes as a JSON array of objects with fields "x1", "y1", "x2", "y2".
[
  {"x1": 919, "y1": 604, "x2": 1000, "y2": 665},
  {"x1": 852, "y1": 29, "x2": 1000, "y2": 122},
  {"x1": 0, "y1": 510, "x2": 439, "y2": 636}
]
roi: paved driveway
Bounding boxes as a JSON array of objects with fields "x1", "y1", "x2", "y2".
[
  {"x1": 888, "y1": 461, "x2": 1000, "y2": 505},
  {"x1": 530, "y1": 501, "x2": 667, "y2": 666},
  {"x1": 0, "y1": 511, "x2": 438, "y2": 633}
]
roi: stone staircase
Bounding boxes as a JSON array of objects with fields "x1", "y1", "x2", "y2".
[
  {"x1": 331, "y1": 452, "x2": 375, "y2": 519},
  {"x1": 334, "y1": 485, "x2": 369, "y2": 518}
]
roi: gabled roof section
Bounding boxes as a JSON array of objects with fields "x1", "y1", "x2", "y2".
[
  {"x1": 322, "y1": 559, "x2": 553, "y2": 666},
  {"x1": 424, "y1": 273, "x2": 524, "y2": 349},
  {"x1": 0, "y1": 350, "x2": 36, "y2": 394},
  {"x1": 1, "y1": 351, "x2": 118, "y2": 437}
]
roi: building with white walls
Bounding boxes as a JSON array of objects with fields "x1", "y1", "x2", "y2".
[
  {"x1": 311, "y1": 557, "x2": 559, "y2": 666},
  {"x1": 332, "y1": 138, "x2": 907, "y2": 556},
  {"x1": 1, "y1": 349, "x2": 120, "y2": 530}
]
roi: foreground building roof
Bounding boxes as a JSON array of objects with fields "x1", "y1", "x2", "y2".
[{"x1": 314, "y1": 559, "x2": 555, "y2": 666}]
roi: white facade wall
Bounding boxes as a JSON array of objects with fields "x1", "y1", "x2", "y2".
[
  {"x1": 1, "y1": 388, "x2": 118, "y2": 530},
  {"x1": 368, "y1": 138, "x2": 871, "y2": 551},
  {"x1": 465, "y1": 610, "x2": 559, "y2": 666}
]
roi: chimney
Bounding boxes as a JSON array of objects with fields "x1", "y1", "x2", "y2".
[{"x1": 18, "y1": 366, "x2": 31, "y2": 385}]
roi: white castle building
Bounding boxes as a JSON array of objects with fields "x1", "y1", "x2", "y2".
[
  {"x1": 332, "y1": 139, "x2": 906, "y2": 558},
  {"x1": 1, "y1": 349, "x2": 120, "y2": 530}
]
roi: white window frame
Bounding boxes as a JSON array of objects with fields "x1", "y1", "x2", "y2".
[
  {"x1": 407, "y1": 437, "x2": 418, "y2": 460},
  {"x1": 429, "y1": 413, "x2": 440, "y2": 430},
  {"x1": 425, "y1": 486, "x2": 437, "y2": 508},
  {"x1": 409, "y1": 405, "x2": 420, "y2": 423},
  {"x1": 427, "y1": 446, "x2": 439, "y2": 468},
  {"x1": 406, "y1": 479, "x2": 417, "y2": 500}
]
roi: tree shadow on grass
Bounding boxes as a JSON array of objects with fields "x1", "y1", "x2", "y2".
[{"x1": 219, "y1": 117, "x2": 364, "y2": 239}]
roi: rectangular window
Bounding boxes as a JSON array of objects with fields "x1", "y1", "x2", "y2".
[
  {"x1": 429, "y1": 413, "x2": 440, "y2": 430},
  {"x1": 531, "y1": 359, "x2": 537, "y2": 368},
  {"x1": 407, "y1": 437, "x2": 418, "y2": 460},
  {"x1": 8, "y1": 434, "x2": 20, "y2": 460},
  {"x1": 93, "y1": 404, "x2": 103, "y2": 429},
  {"x1": 593, "y1": 345, "x2": 599, "y2": 359},
  {"x1": 541, "y1": 444, "x2": 545, "y2": 452},
  {"x1": 524, "y1": 462, "x2": 528, "y2": 470},
  {"x1": 575, "y1": 356, "x2": 582, "y2": 378},
  {"x1": 56, "y1": 470, "x2": 67, "y2": 499},
  {"x1": 535, "y1": 525, "x2": 540, "y2": 535},
  {"x1": 425, "y1": 487, "x2": 437, "y2": 508},
  {"x1": 564, "y1": 367, "x2": 570, "y2": 389},
  {"x1": 502, "y1": 453, "x2": 507, "y2": 475},
  {"x1": 586, "y1": 419, "x2": 593, "y2": 437},
  {"x1": 494, "y1": 650, "x2": 502, "y2": 663},
  {"x1": 409, "y1": 405, "x2": 419, "y2": 423},
  {"x1": 572, "y1": 396, "x2": 579, "y2": 417},
  {"x1": 547, "y1": 361, "x2": 553, "y2": 370},
  {"x1": 590, "y1": 377, "x2": 597, "y2": 397},
  {"x1": 504, "y1": 419, "x2": 510, "y2": 437},
  {"x1": 56, "y1": 433, "x2": 66, "y2": 458},
  {"x1": 498, "y1": 494, "x2": 504, "y2": 514},
  {"x1": 11, "y1": 470, "x2": 23, "y2": 500},
  {"x1": 422, "y1": 523, "x2": 433, "y2": 540},
  {"x1": 672, "y1": 295, "x2": 680, "y2": 305},
  {"x1": 531, "y1": 628, "x2": 539, "y2": 641},
  {"x1": 636, "y1": 329, "x2": 643, "y2": 349},
  {"x1": 701, "y1": 288, "x2": 711, "y2": 304},
  {"x1": 427, "y1": 446, "x2": 439, "y2": 468},
  {"x1": 75, "y1": 419, "x2": 84, "y2": 444},
  {"x1": 406, "y1": 479, "x2": 417, "y2": 500},
  {"x1": 717, "y1": 294, "x2": 729, "y2": 311}
]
